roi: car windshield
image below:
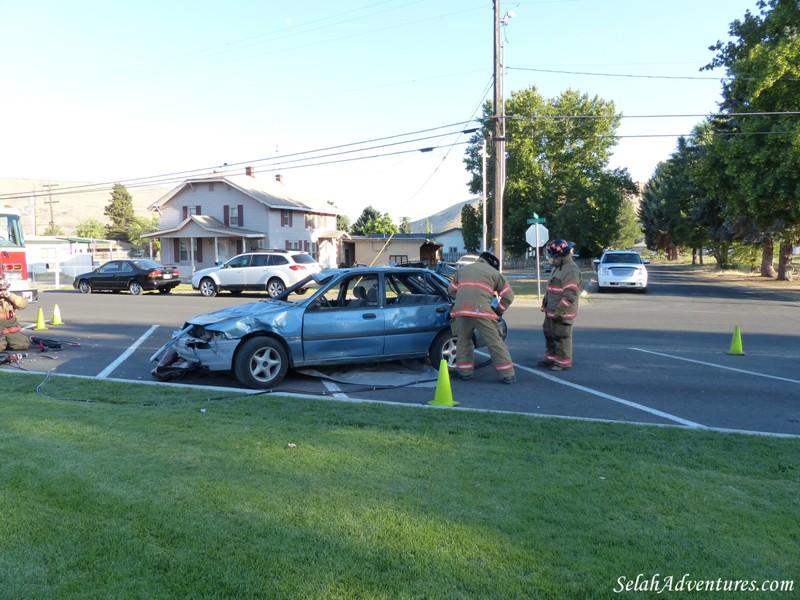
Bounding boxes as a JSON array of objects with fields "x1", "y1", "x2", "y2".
[{"x1": 604, "y1": 253, "x2": 641, "y2": 264}]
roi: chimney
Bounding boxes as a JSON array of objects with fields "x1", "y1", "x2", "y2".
[
  {"x1": 275, "y1": 174, "x2": 283, "y2": 183},
  {"x1": 245, "y1": 166, "x2": 255, "y2": 177}
]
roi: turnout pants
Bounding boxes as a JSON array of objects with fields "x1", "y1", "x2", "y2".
[
  {"x1": 452, "y1": 316, "x2": 515, "y2": 380},
  {"x1": 0, "y1": 331, "x2": 30, "y2": 351},
  {"x1": 542, "y1": 317, "x2": 573, "y2": 368}
]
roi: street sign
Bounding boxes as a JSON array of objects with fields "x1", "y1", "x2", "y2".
[{"x1": 525, "y1": 223, "x2": 549, "y2": 247}]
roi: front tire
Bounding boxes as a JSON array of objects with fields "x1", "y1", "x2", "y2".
[
  {"x1": 199, "y1": 278, "x2": 218, "y2": 297},
  {"x1": 266, "y1": 278, "x2": 285, "y2": 298},
  {"x1": 234, "y1": 337, "x2": 289, "y2": 389},
  {"x1": 78, "y1": 280, "x2": 92, "y2": 294},
  {"x1": 430, "y1": 330, "x2": 458, "y2": 370}
]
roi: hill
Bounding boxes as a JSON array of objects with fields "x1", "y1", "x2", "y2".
[
  {"x1": 408, "y1": 197, "x2": 481, "y2": 234},
  {"x1": 0, "y1": 178, "x2": 171, "y2": 236}
]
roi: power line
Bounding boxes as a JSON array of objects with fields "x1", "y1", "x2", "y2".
[
  {"x1": 507, "y1": 111, "x2": 800, "y2": 120},
  {"x1": 0, "y1": 122, "x2": 475, "y2": 201},
  {"x1": 509, "y1": 66, "x2": 800, "y2": 82}
]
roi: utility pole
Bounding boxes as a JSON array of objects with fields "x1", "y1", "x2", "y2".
[
  {"x1": 42, "y1": 183, "x2": 59, "y2": 234},
  {"x1": 492, "y1": 1, "x2": 512, "y2": 270},
  {"x1": 481, "y1": 141, "x2": 488, "y2": 252}
]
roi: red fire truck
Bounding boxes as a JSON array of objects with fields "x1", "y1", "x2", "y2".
[{"x1": 1, "y1": 206, "x2": 37, "y2": 302}]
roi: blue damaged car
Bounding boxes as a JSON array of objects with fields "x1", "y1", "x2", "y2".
[{"x1": 151, "y1": 266, "x2": 507, "y2": 389}]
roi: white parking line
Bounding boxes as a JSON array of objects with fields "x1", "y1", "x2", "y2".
[
  {"x1": 476, "y1": 350, "x2": 706, "y2": 429},
  {"x1": 631, "y1": 348, "x2": 800, "y2": 384},
  {"x1": 97, "y1": 325, "x2": 159, "y2": 379},
  {"x1": 322, "y1": 379, "x2": 349, "y2": 399}
]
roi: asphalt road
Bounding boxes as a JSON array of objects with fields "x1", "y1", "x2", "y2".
[{"x1": 8, "y1": 264, "x2": 800, "y2": 437}]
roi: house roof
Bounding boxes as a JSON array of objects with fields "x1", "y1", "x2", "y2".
[
  {"x1": 147, "y1": 173, "x2": 336, "y2": 215},
  {"x1": 349, "y1": 234, "x2": 442, "y2": 248},
  {"x1": 142, "y1": 215, "x2": 265, "y2": 239}
]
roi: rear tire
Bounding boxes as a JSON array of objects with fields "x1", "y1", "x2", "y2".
[
  {"x1": 234, "y1": 337, "x2": 289, "y2": 389},
  {"x1": 266, "y1": 278, "x2": 285, "y2": 298},
  {"x1": 129, "y1": 281, "x2": 143, "y2": 295},
  {"x1": 430, "y1": 330, "x2": 457, "y2": 371}
]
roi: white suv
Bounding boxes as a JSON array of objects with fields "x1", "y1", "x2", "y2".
[
  {"x1": 593, "y1": 250, "x2": 649, "y2": 293},
  {"x1": 191, "y1": 250, "x2": 322, "y2": 298}
]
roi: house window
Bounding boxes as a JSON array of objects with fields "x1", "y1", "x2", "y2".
[
  {"x1": 309, "y1": 242, "x2": 318, "y2": 260},
  {"x1": 285, "y1": 240, "x2": 301, "y2": 251},
  {"x1": 229, "y1": 205, "x2": 240, "y2": 227},
  {"x1": 281, "y1": 210, "x2": 292, "y2": 227},
  {"x1": 390, "y1": 255, "x2": 409, "y2": 265},
  {"x1": 179, "y1": 239, "x2": 198, "y2": 261},
  {"x1": 182, "y1": 205, "x2": 201, "y2": 219},
  {"x1": 304, "y1": 213, "x2": 318, "y2": 229}
]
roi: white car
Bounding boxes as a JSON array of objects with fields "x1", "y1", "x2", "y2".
[
  {"x1": 594, "y1": 251, "x2": 649, "y2": 293},
  {"x1": 455, "y1": 254, "x2": 480, "y2": 268},
  {"x1": 191, "y1": 250, "x2": 321, "y2": 298}
]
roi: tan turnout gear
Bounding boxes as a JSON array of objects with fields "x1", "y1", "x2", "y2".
[
  {"x1": 541, "y1": 250, "x2": 581, "y2": 369},
  {"x1": 0, "y1": 288, "x2": 30, "y2": 351},
  {"x1": 448, "y1": 257, "x2": 515, "y2": 382}
]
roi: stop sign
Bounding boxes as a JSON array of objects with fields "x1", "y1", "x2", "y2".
[{"x1": 525, "y1": 223, "x2": 549, "y2": 248}]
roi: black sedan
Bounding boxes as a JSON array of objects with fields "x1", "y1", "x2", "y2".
[{"x1": 73, "y1": 259, "x2": 181, "y2": 295}]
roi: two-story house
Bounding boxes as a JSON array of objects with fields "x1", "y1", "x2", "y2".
[{"x1": 144, "y1": 168, "x2": 345, "y2": 274}]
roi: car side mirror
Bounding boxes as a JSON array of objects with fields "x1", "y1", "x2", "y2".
[{"x1": 643, "y1": 259, "x2": 650, "y2": 265}]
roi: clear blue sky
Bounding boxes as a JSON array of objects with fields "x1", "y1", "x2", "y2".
[{"x1": 1, "y1": 0, "x2": 758, "y2": 221}]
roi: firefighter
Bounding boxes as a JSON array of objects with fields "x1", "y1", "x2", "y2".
[
  {"x1": 448, "y1": 251, "x2": 516, "y2": 384},
  {"x1": 540, "y1": 239, "x2": 581, "y2": 371},
  {"x1": 0, "y1": 278, "x2": 30, "y2": 351}
]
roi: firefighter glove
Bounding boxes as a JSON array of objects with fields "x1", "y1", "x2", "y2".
[{"x1": 553, "y1": 307, "x2": 566, "y2": 319}]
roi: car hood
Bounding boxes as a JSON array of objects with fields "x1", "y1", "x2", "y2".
[
  {"x1": 187, "y1": 300, "x2": 299, "y2": 328},
  {"x1": 603, "y1": 262, "x2": 645, "y2": 268},
  {"x1": 192, "y1": 266, "x2": 221, "y2": 279}
]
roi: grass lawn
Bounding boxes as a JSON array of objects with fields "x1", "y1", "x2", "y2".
[{"x1": 1, "y1": 372, "x2": 797, "y2": 599}]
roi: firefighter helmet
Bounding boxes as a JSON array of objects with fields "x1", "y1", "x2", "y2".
[
  {"x1": 479, "y1": 251, "x2": 500, "y2": 270},
  {"x1": 0, "y1": 277, "x2": 10, "y2": 290},
  {"x1": 546, "y1": 239, "x2": 574, "y2": 258}
]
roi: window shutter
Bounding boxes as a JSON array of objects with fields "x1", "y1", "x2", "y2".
[
  {"x1": 223, "y1": 205, "x2": 230, "y2": 226},
  {"x1": 196, "y1": 205, "x2": 201, "y2": 215},
  {"x1": 173, "y1": 239, "x2": 180, "y2": 260},
  {"x1": 238, "y1": 204, "x2": 244, "y2": 227},
  {"x1": 289, "y1": 211, "x2": 293, "y2": 227},
  {"x1": 182, "y1": 206, "x2": 188, "y2": 219},
  {"x1": 304, "y1": 241, "x2": 309, "y2": 252},
  {"x1": 285, "y1": 240, "x2": 290, "y2": 250}
]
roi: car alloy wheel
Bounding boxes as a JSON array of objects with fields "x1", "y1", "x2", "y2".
[
  {"x1": 78, "y1": 280, "x2": 92, "y2": 294},
  {"x1": 234, "y1": 337, "x2": 289, "y2": 389},
  {"x1": 266, "y1": 278, "x2": 285, "y2": 298},
  {"x1": 199, "y1": 278, "x2": 218, "y2": 297},
  {"x1": 430, "y1": 330, "x2": 458, "y2": 370},
  {"x1": 129, "y1": 281, "x2": 143, "y2": 295}
]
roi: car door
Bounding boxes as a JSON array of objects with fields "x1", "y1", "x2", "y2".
[
  {"x1": 244, "y1": 253, "x2": 280, "y2": 290},
  {"x1": 92, "y1": 261, "x2": 121, "y2": 291},
  {"x1": 115, "y1": 261, "x2": 135, "y2": 290},
  {"x1": 382, "y1": 271, "x2": 450, "y2": 355},
  {"x1": 301, "y1": 273, "x2": 385, "y2": 362},
  {"x1": 215, "y1": 254, "x2": 251, "y2": 291}
]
